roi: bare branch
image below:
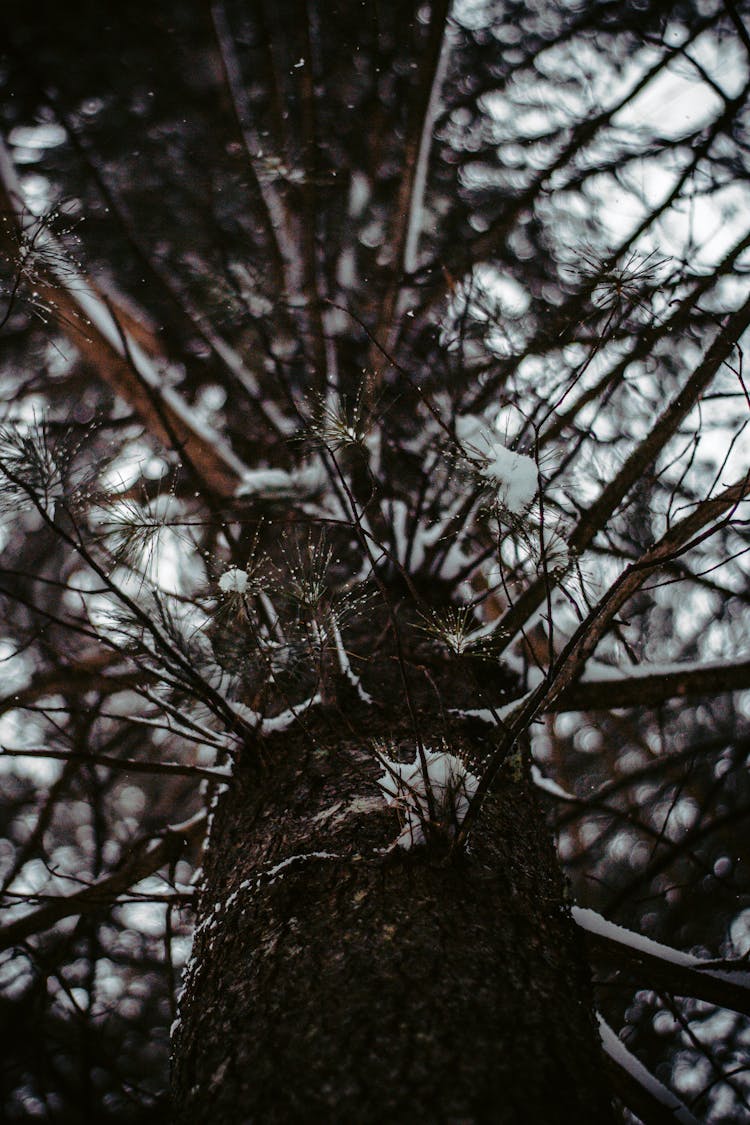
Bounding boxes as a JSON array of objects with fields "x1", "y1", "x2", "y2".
[{"x1": 0, "y1": 811, "x2": 206, "y2": 951}]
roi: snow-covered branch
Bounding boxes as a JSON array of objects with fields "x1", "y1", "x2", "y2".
[
  {"x1": 576, "y1": 908, "x2": 750, "y2": 1018},
  {"x1": 550, "y1": 657, "x2": 750, "y2": 712}
]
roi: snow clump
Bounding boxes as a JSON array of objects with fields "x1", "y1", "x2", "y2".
[
  {"x1": 479, "y1": 443, "x2": 537, "y2": 513},
  {"x1": 455, "y1": 414, "x2": 537, "y2": 514},
  {"x1": 218, "y1": 567, "x2": 249, "y2": 594},
  {"x1": 377, "y1": 747, "x2": 479, "y2": 849}
]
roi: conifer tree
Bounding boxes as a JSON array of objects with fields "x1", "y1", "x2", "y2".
[{"x1": 1, "y1": 1, "x2": 750, "y2": 1120}]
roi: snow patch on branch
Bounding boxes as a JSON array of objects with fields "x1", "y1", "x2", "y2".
[
  {"x1": 402, "y1": 12, "x2": 453, "y2": 273},
  {"x1": 383, "y1": 494, "x2": 473, "y2": 580},
  {"x1": 218, "y1": 567, "x2": 249, "y2": 594},
  {"x1": 480, "y1": 444, "x2": 537, "y2": 513},
  {"x1": 229, "y1": 693, "x2": 321, "y2": 734},
  {"x1": 597, "y1": 1014, "x2": 699, "y2": 1125},
  {"x1": 456, "y1": 415, "x2": 537, "y2": 514},
  {"x1": 530, "y1": 764, "x2": 577, "y2": 802},
  {"x1": 580, "y1": 656, "x2": 750, "y2": 683},
  {"x1": 574, "y1": 906, "x2": 701, "y2": 968},
  {"x1": 377, "y1": 747, "x2": 479, "y2": 849},
  {"x1": 450, "y1": 692, "x2": 534, "y2": 727},
  {"x1": 331, "y1": 619, "x2": 373, "y2": 704},
  {"x1": 576, "y1": 906, "x2": 750, "y2": 1006},
  {"x1": 235, "y1": 463, "x2": 324, "y2": 500}
]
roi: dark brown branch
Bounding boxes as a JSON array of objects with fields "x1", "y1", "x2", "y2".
[
  {"x1": 0, "y1": 661, "x2": 148, "y2": 718},
  {"x1": 550, "y1": 659, "x2": 750, "y2": 712},
  {"x1": 0, "y1": 746, "x2": 226, "y2": 782},
  {"x1": 576, "y1": 909, "x2": 750, "y2": 1018},
  {"x1": 0, "y1": 139, "x2": 245, "y2": 497},
  {"x1": 0, "y1": 811, "x2": 206, "y2": 951},
  {"x1": 458, "y1": 470, "x2": 750, "y2": 844}
]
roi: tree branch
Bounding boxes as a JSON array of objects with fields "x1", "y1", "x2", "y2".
[
  {"x1": 551, "y1": 658, "x2": 750, "y2": 712},
  {"x1": 495, "y1": 289, "x2": 750, "y2": 655},
  {"x1": 0, "y1": 811, "x2": 206, "y2": 951},
  {"x1": 0, "y1": 136, "x2": 247, "y2": 497},
  {"x1": 576, "y1": 908, "x2": 750, "y2": 1018}
]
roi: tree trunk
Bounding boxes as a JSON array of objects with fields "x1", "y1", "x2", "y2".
[{"x1": 171, "y1": 698, "x2": 614, "y2": 1123}]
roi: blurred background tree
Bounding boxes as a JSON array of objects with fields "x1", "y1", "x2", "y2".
[{"x1": 1, "y1": 0, "x2": 750, "y2": 1120}]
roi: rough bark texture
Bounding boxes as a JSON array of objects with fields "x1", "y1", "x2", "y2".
[{"x1": 171, "y1": 695, "x2": 614, "y2": 1123}]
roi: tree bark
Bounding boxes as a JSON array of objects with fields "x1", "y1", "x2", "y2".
[{"x1": 171, "y1": 701, "x2": 614, "y2": 1123}]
